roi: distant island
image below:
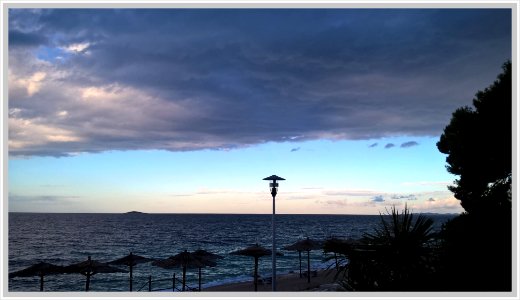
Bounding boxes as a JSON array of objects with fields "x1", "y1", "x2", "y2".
[{"x1": 125, "y1": 211, "x2": 146, "y2": 214}]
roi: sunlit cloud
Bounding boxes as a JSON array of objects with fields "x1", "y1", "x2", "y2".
[
  {"x1": 56, "y1": 110, "x2": 68, "y2": 117},
  {"x1": 62, "y1": 42, "x2": 90, "y2": 53},
  {"x1": 408, "y1": 195, "x2": 462, "y2": 213},
  {"x1": 325, "y1": 199, "x2": 348, "y2": 207},
  {"x1": 80, "y1": 85, "x2": 123, "y2": 101},
  {"x1": 8, "y1": 117, "x2": 82, "y2": 150},
  {"x1": 13, "y1": 71, "x2": 46, "y2": 96},
  {"x1": 390, "y1": 194, "x2": 417, "y2": 200},
  {"x1": 324, "y1": 189, "x2": 382, "y2": 197}
]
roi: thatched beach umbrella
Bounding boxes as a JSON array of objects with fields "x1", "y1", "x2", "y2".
[
  {"x1": 108, "y1": 252, "x2": 151, "y2": 291},
  {"x1": 65, "y1": 256, "x2": 127, "y2": 291},
  {"x1": 153, "y1": 250, "x2": 204, "y2": 291},
  {"x1": 230, "y1": 244, "x2": 281, "y2": 291},
  {"x1": 192, "y1": 249, "x2": 223, "y2": 291},
  {"x1": 284, "y1": 238, "x2": 323, "y2": 283},
  {"x1": 323, "y1": 237, "x2": 362, "y2": 269},
  {"x1": 283, "y1": 243, "x2": 304, "y2": 278},
  {"x1": 323, "y1": 237, "x2": 345, "y2": 269},
  {"x1": 192, "y1": 249, "x2": 223, "y2": 261},
  {"x1": 323, "y1": 237, "x2": 362, "y2": 254},
  {"x1": 9, "y1": 262, "x2": 65, "y2": 291}
]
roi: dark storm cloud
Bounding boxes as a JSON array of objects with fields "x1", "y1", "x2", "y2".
[
  {"x1": 401, "y1": 141, "x2": 419, "y2": 148},
  {"x1": 385, "y1": 143, "x2": 395, "y2": 149},
  {"x1": 290, "y1": 147, "x2": 301, "y2": 152},
  {"x1": 369, "y1": 143, "x2": 378, "y2": 148},
  {"x1": 7, "y1": 9, "x2": 512, "y2": 156},
  {"x1": 8, "y1": 29, "x2": 48, "y2": 47}
]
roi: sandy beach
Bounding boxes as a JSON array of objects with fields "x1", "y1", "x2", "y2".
[{"x1": 203, "y1": 269, "x2": 343, "y2": 292}]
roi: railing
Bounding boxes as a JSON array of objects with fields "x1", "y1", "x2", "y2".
[{"x1": 136, "y1": 274, "x2": 197, "y2": 292}]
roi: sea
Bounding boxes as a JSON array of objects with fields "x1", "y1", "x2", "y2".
[{"x1": 8, "y1": 213, "x2": 456, "y2": 292}]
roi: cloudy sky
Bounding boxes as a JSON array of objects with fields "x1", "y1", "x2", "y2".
[{"x1": 8, "y1": 8, "x2": 511, "y2": 214}]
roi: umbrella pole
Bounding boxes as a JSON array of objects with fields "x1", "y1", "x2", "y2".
[
  {"x1": 39, "y1": 274, "x2": 44, "y2": 292},
  {"x1": 129, "y1": 264, "x2": 133, "y2": 292},
  {"x1": 298, "y1": 250, "x2": 302, "y2": 278},
  {"x1": 182, "y1": 266, "x2": 186, "y2": 291},
  {"x1": 198, "y1": 267, "x2": 202, "y2": 291},
  {"x1": 86, "y1": 256, "x2": 92, "y2": 291},
  {"x1": 86, "y1": 272, "x2": 91, "y2": 291},
  {"x1": 307, "y1": 250, "x2": 311, "y2": 283},
  {"x1": 254, "y1": 257, "x2": 259, "y2": 292}
]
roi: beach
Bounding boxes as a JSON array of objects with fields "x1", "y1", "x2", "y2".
[{"x1": 204, "y1": 269, "x2": 343, "y2": 292}]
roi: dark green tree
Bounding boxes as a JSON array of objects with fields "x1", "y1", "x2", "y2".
[
  {"x1": 436, "y1": 61, "x2": 512, "y2": 291},
  {"x1": 437, "y1": 61, "x2": 511, "y2": 214}
]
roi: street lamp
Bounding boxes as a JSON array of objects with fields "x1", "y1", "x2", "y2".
[{"x1": 263, "y1": 174, "x2": 285, "y2": 291}]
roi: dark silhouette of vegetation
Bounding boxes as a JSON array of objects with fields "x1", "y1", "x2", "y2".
[
  {"x1": 331, "y1": 205, "x2": 437, "y2": 291},
  {"x1": 435, "y1": 61, "x2": 512, "y2": 291},
  {"x1": 437, "y1": 61, "x2": 511, "y2": 214},
  {"x1": 437, "y1": 212, "x2": 511, "y2": 291}
]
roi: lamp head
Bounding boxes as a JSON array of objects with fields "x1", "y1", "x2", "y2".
[{"x1": 263, "y1": 175, "x2": 285, "y2": 197}]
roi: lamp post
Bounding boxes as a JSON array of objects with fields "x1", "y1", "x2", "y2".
[{"x1": 263, "y1": 174, "x2": 285, "y2": 291}]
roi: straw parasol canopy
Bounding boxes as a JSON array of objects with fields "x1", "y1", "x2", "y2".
[
  {"x1": 153, "y1": 250, "x2": 205, "y2": 291},
  {"x1": 65, "y1": 256, "x2": 127, "y2": 291},
  {"x1": 323, "y1": 237, "x2": 362, "y2": 259},
  {"x1": 192, "y1": 249, "x2": 223, "y2": 261},
  {"x1": 9, "y1": 262, "x2": 65, "y2": 291},
  {"x1": 283, "y1": 238, "x2": 323, "y2": 283},
  {"x1": 323, "y1": 237, "x2": 362, "y2": 255},
  {"x1": 108, "y1": 252, "x2": 151, "y2": 291},
  {"x1": 231, "y1": 244, "x2": 282, "y2": 291},
  {"x1": 192, "y1": 249, "x2": 223, "y2": 291}
]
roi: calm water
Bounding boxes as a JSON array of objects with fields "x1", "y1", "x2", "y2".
[{"x1": 8, "y1": 213, "x2": 455, "y2": 292}]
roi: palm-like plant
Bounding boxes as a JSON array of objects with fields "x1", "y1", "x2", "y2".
[
  {"x1": 339, "y1": 204, "x2": 436, "y2": 290},
  {"x1": 367, "y1": 205, "x2": 435, "y2": 287},
  {"x1": 364, "y1": 204, "x2": 435, "y2": 248}
]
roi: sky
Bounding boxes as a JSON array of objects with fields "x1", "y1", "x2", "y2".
[{"x1": 7, "y1": 8, "x2": 511, "y2": 214}]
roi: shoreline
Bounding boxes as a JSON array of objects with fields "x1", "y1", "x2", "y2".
[{"x1": 203, "y1": 269, "x2": 343, "y2": 292}]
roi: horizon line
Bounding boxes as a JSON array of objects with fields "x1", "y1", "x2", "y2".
[{"x1": 8, "y1": 211, "x2": 460, "y2": 215}]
